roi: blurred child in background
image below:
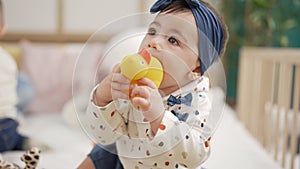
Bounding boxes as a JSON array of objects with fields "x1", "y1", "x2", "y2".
[{"x1": 0, "y1": 0, "x2": 47, "y2": 152}]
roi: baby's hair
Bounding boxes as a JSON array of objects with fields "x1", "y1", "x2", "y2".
[{"x1": 160, "y1": 0, "x2": 229, "y2": 58}]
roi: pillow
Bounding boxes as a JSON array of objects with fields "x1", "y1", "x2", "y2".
[{"x1": 19, "y1": 40, "x2": 79, "y2": 114}]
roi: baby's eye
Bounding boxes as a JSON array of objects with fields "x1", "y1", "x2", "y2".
[
  {"x1": 168, "y1": 37, "x2": 179, "y2": 46},
  {"x1": 147, "y1": 28, "x2": 156, "y2": 36},
  {"x1": 140, "y1": 61, "x2": 145, "y2": 65}
]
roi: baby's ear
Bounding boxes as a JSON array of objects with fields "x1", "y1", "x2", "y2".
[
  {"x1": 191, "y1": 66, "x2": 201, "y2": 79},
  {"x1": 192, "y1": 66, "x2": 201, "y2": 74}
]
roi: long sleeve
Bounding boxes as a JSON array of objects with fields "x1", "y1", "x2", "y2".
[
  {"x1": 0, "y1": 47, "x2": 18, "y2": 119},
  {"x1": 85, "y1": 86, "x2": 152, "y2": 145},
  {"x1": 118, "y1": 77, "x2": 212, "y2": 169},
  {"x1": 85, "y1": 86, "x2": 128, "y2": 145}
]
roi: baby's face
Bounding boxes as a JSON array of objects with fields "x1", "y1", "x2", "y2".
[{"x1": 139, "y1": 11, "x2": 199, "y2": 95}]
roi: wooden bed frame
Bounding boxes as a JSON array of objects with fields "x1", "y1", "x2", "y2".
[{"x1": 237, "y1": 47, "x2": 300, "y2": 169}]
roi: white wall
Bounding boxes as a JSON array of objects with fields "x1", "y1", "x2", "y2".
[
  {"x1": 63, "y1": 0, "x2": 140, "y2": 33},
  {"x1": 3, "y1": 0, "x2": 157, "y2": 35},
  {"x1": 4, "y1": 0, "x2": 58, "y2": 33}
]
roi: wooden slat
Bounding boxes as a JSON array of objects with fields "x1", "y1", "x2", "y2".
[
  {"x1": 58, "y1": 0, "x2": 63, "y2": 34},
  {"x1": 252, "y1": 57, "x2": 263, "y2": 140},
  {"x1": 290, "y1": 66, "x2": 300, "y2": 169},
  {"x1": 280, "y1": 63, "x2": 293, "y2": 168},
  {"x1": 262, "y1": 61, "x2": 276, "y2": 149},
  {"x1": 237, "y1": 49, "x2": 255, "y2": 128},
  {"x1": 0, "y1": 33, "x2": 112, "y2": 43},
  {"x1": 139, "y1": 0, "x2": 147, "y2": 26},
  {"x1": 274, "y1": 63, "x2": 283, "y2": 161}
]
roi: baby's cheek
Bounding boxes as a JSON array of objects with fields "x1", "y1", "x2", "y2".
[
  {"x1": 164, "y1": 65, "x2": 189, "y2": 84},
  {"x1": 165, "y1": 55, "x2": 190, "y2": 74}
]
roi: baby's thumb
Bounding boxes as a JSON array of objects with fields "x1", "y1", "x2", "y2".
[{"x1": 112, "y1": 63, "x2": 121, "y2": 73}]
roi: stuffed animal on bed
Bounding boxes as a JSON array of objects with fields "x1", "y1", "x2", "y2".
[
  {"x1": 120, "y1": 48, "x2": 164, "y2": 90},
  {"x1": 0, "y1": 147, "x2": 41, "y2": 169}
]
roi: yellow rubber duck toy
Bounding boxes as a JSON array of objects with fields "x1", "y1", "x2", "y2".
[{"x1": 120, "y1": 48, "x2": 164, "y2": 89}]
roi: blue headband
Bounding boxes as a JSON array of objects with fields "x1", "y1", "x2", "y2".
[{"x1": 150, "y1": 0, "x2": 224, "y2": 75}]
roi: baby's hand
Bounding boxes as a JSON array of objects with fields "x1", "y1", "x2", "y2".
[
  {"x1": 131, "y1": 78, "x2": 164, "y2": 122},
  {"x1": 94, "y1": 64, "x2": 130, "y2": 106}
]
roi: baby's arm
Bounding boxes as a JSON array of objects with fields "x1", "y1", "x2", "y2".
[
  {"x1": 86, "y1": 64, "x2": 131, "y2": 145},
  {"x1": 130, "y1": 78, "x2": 165, "y2": 135}
]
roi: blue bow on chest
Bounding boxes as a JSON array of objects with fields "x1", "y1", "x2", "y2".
[{"x1": 167, "y1": 93, "x2": 193, "y2": 107}]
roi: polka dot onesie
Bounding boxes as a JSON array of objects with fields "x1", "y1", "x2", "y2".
[{"x1": 86, "y1": 76, "x2": 212, "y2": 169}]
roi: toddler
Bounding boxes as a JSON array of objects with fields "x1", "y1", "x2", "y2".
[{"x1": 0, "y1": 0, "x2": 48, "y2": 152}]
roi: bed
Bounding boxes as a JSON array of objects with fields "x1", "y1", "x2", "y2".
[{"x1": 0, "y1": 98, "x2": 282, "y2": 169}]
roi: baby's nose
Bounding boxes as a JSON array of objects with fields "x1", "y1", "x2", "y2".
[{"x1": 147, "y1": 38, "x2": 162, "y2": 50}]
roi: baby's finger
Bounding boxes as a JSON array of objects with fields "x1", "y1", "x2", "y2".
[
  {"x1": 131, "y1": 85, "x2": 151, "y2": 99},
  {"x1": 112, "y1": 63, "x2": 121, "y2": 73},
  {"x1": 131, "y1": 97, "x2": 150, "y2": 112},
  {"x1": 111, "y1": 81, "x2": 130, "y2": 91},
  {"x1": 137, "y1": 78, "x2": 157, "y2": 89},
  {"x1": 111, "y1": 73, "x2": 130, "y2": 84},
  {"x1": 111, "y1": 89, "x2": 129, "y2": 100}
]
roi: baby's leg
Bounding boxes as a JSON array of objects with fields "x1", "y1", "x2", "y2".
[
  {"x1": 0, "y1": 118, "x2": 27, "y2": 152},
  {"x1": 83, "y1": 144, "x2": 123, "y2": 169}
]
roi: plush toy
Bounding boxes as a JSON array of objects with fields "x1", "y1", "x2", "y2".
[
  {"x1": 0, "y1": 147, "x2": 41, "y2": 169},
  {"x1": 120, "y1": 48, "x2": 164, "y2": 89}
]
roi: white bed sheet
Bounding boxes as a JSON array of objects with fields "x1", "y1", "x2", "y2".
[
  {"x1": 1, "y1": 105, "x2": 282, "y2": 169},
  {"x1": 2, "y1": 114, "x2": 93, "y2": 169},
  {"x1": 203, "y1": 105, "x2": 282, "y2": 169}
]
